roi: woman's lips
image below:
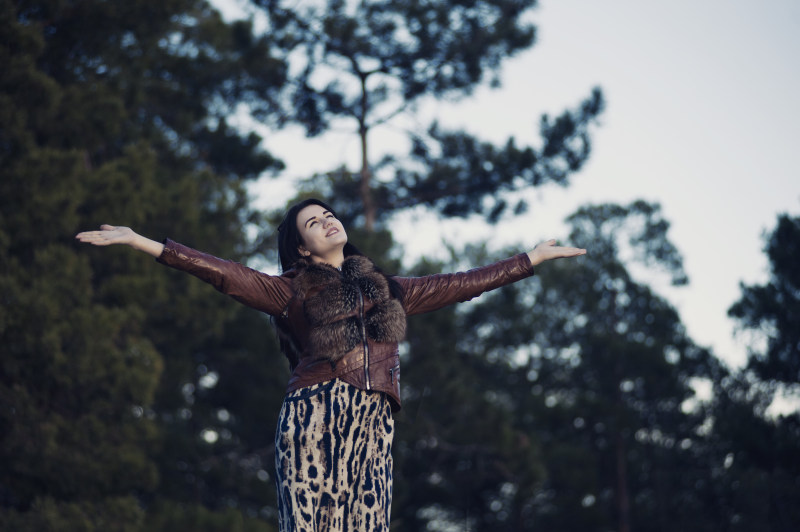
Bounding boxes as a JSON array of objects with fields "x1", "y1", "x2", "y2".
[{"x1": 326, "y1": 228, "x2": 339, "y2": 236}]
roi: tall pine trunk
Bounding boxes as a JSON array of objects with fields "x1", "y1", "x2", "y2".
[{"x1": 358, "y1": 73, "x2": 376, "y2": 232}]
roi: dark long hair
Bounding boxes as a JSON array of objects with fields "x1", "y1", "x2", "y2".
[
  {"x1": 274, "y1": 198, "x2": 403, "y2": 368},
  {"x1": 277, "y1": 198, "x2": 363, "y2": 272}
]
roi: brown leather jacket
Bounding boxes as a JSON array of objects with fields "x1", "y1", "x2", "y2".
[{"x1": 157, "y1": 239, "x2": 535, "y2": 411}]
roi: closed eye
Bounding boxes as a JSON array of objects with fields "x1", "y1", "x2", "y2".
[
  {"x1": 312, "y1": 214, "x2": 335, "y2": 226},
  {"x1": 304, "y1": 211, "x2": 335, "y2": 228}
]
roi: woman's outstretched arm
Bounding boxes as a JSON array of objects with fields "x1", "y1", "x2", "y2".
[
  {"x1": 76, "y1": 225, "x2": 293, "y2": 315},
  {"x1": 400, "y1": 239, "x2": 587, "y2": 315},
  {"x1": 527, "y1": 239, "x2": 586, "y2": 266},
  {"x1": 75, "y1": 224, "x2": 164, "y2": 257}
]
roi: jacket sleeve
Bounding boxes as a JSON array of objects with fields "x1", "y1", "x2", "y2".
[
  {"x1": 396, "y1": 253, "x2": 535, "y2": 316},
  {"x1": 156, "y1": 239, "x2": 293, "y2": 316}
]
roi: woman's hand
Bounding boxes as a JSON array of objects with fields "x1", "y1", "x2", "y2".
[
  {"x1": 75, "y1": 225, "x2": 164, "y2": 257},
  {"x1": 75, "y1": 224, "x2": 136, "y2": 246},
  {"x1": 527, "y1": 239, "x2": 586, "y2": 267}
]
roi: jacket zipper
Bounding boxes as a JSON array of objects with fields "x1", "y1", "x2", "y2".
[
  {"x1": 357, "y1": 288, "x2": 371, "y2": 390},
  {"x1": 389, "y1": 363, "x2": 400, "y2": 385}
]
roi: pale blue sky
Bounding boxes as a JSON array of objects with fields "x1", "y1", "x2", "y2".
[{"x1": 220, "y1": 0, "x2": 800, "y2": 370}]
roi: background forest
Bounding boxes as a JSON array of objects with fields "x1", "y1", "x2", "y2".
[{"x1": 1, "y1": 1, "x2": 799, "y2": 531}]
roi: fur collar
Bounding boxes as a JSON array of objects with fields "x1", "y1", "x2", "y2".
[{"x1": 289, "y1": 255, "x2": 406, "y2": 363}]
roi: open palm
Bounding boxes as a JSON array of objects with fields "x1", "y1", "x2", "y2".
[
  {"x1": 527, "y1": 239, "x2": 587, "y2": 267},
  {"x1": 75, "y1": 225, "x2": 136, "y2": 247}
]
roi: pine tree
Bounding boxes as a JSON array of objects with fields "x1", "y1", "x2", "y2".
[
  {"x1": 729, "y1": 211, "x2": 800, "y2": 386},
  {"x1": 506, "y1": 201, "x2": 722, "y2": 531},
  {"x1": 719, "y1": 210, "x2": 800, "y2": 531},
  {"x1": 390, "y1": 201, "x2": 724, "y2": 531},
  {"x1": 249, "y1": 0, "x2": 603, "y2": 228},
  {"x1": 1, "y1": 1, "x2": 287, "y2": 528}
]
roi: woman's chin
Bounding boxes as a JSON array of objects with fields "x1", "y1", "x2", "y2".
[{"x1": 329, "y1": 233, "x2": 348, "y2": 246}]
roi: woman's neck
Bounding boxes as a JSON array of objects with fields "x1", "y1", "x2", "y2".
[{"x1": 310, "y1": 250, "x2": 345, "y2": 269}]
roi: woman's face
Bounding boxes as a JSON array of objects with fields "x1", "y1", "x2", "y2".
[{"x1": 296, "y1": 203, "x2": 348, "y2": 261}]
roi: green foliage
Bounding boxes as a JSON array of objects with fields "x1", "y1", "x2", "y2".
[
  {"x1": 729, "y1": 211, "x2": 800, "y2": 385},
  {"x1": 720, "y1": 210, "x2": 800, "y2": 530},
  {"x1": 389, "y1": 201, "x2": 725, "y2": 530},
  {"x1": 250, "y1": 0, "x2": 603, "y2": 225},
  {"x1": 0, "y1": 149, "x2": 162, "y2": 513},
  {"x1": 392, "y1": 248, "x2": 545, "y2": 531},
  {"x1": 145, "y1": 501, "x2": 277, "y2": 532},
  {"x1": 699, "y1": 372, "x2": 800, "y2": 531},
  {"x1": 393, "y1": 89, "x2": 605, "y2": 221},
  {"x1": 258, "y1": 0, "x2": 539, "y2": 130},
  {"x1": 1, "y1": 0, "x2": 289, "y2": 528},
  {"x1": 0, "y1": 496, "x2": 144, "y2": 532},
  {"x1": 509, "y1": 201, "x2": 722, "y2": 530}
]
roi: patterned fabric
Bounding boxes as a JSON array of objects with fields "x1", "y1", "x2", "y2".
[{"x1": 275, "y1": 379, "x2": 394, "y2": 531}]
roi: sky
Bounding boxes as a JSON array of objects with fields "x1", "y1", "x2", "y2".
[{"x1": 219, "y1": 0, "x2": 800, "y2": 373}]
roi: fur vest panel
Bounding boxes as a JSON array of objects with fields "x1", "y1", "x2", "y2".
[{"x1": 282, "y1": 255, "x2": 406, "y2": 364}]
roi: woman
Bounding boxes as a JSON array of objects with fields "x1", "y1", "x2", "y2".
[{"x1": 76, "y1": 198, "x2": 586, "y2": 531}]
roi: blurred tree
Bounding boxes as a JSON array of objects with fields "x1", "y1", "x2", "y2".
[
  {"x1": 249, "y1": 0, "x2": 604, "y2": 228},
  {"x1": 389, "y1": 245, "x2": 545, "y2": 531},
  {"x1": 504, "y1": 201, "x2": 722, "y2": 531},
  {"x1": 729, "y1": 211, "x2": 800, "y2": 386},
  {"x1": 698, "y1": 371, "x2": 800, "y2": 532},
  {"x1": 391, "y1": 201, "x2": 723, "y2": 531},
  {"x1": 720, "y1": 210, "x2": 800, "y2": 531},
  {"x1": 1, "y1": 0, "x2": 287, "y2": 529}
]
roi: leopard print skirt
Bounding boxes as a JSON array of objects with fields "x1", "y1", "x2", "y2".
[{"x1": 275, "y1": 379, "x2": 394, "y2": 531}]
